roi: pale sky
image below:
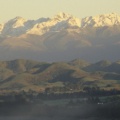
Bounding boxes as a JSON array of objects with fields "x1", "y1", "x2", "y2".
[{"x1": 0, "y1": 0, "x2": 120, "y2": 22}]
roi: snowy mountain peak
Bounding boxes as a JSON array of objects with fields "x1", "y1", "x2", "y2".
[
  {"x1": 36, "y1": 17, "x2": 50, "y2": 23},
  {"x1": 1, "y1": 16, "x2": 27, "y2": 32},
  {"x1": 53, "y1": 12, "x2": 72, "y2": 20},
  {"x1": 9, "y1": 16, "x2": 26, "y2": 28},
  {"x1": 13, "y1": 16, "x2": 26, "y2": 21},
  {"x1": 27, "y1": 12, "x2": 81, "y2": 35},
  {"x1": 97, "y1": 13, "x2": 120, "y2": 19},
  {"x1": 67, "y1": 17, "x2": 81, "y2": 27},
  {"x1": 81, "y1": 13, "x2": 120, "y2": 28},
  {"x1": 1, "y1": 16, "x2": 27, "y2": 36},
  {"x1": 106, "y1": 12, "x2": 119, "y2": 16}
]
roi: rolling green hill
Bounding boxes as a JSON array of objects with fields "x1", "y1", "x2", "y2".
[{"x1": 0, "y1": 59, "x2": 120, "y2": 93}]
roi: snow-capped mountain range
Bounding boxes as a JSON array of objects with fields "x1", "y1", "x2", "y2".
[
  {"x1": 0, "y1": 12, "x2": 120, "y2": 62},
  {"x1": 1, "y1": 12, "x2": 120, "y2": 37}
]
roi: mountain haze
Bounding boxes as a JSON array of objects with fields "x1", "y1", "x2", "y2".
[{"x1": 0, "y1": 12, "x2": 120, "y2": 62}]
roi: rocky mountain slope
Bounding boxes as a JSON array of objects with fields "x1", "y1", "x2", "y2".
[{"x1": 0, "y1": 12, "x2": 120, "y2": 62}]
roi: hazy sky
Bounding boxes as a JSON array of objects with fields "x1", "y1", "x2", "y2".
[{"x1": 0, "y1": 0, "x2": 120, "y2": 22}]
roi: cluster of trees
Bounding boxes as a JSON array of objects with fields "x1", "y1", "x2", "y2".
[{"x1": 0, "y1": 87, "x2": 120, "y2": 104}]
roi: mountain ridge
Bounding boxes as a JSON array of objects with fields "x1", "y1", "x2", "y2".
[
  {"x1": 0, "y1": 12, "x2": 120, "y2": 37},
  {"x1": 0, "y1": 12, "x2": 120, "y2": 62}
]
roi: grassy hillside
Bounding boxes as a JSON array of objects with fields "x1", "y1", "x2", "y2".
[{"x1": 0, "y1": 59, "x2": 120, "y2": 93}]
